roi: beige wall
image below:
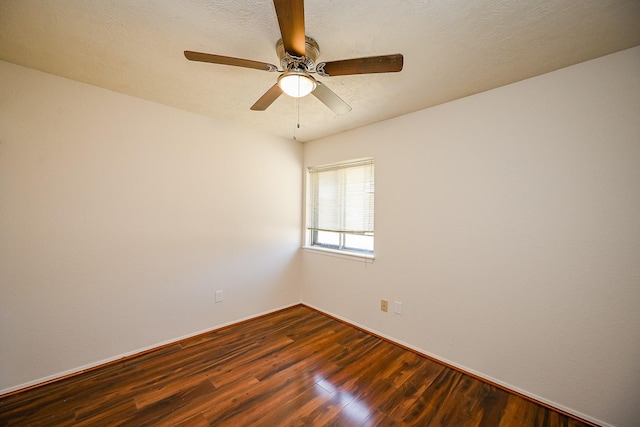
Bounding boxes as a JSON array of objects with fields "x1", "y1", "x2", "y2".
[
  {"x1": 302, "y1": 47, "x2": 640, "y2": 427},
  {"x1": 2, "y1": 46, "x2": 639, "y2": 427},
  {"x1": 0, "y1": 61, "x2": 303, "y2": 393}
]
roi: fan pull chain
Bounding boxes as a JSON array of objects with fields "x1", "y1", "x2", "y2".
[{"x1": 293, "y1": 97, "x2": 300, "y2": 141}]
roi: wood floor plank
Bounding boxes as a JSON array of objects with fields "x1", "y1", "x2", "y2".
[
  {"x1": 386, "y1": 359, "x2": 446, "y2": 422},
  {"x1": 402, "y1": 368, "x2": 465, "y2": 425},
  {"x1": 499, "y1": 393, "x2": 546, "y2": 426},
  {"x1": 0, "y1": 305, "x2": 595, "y2": 427},
  {"x1": 474, "y1": 382, "x2": 511, "y2": 426},
  {"x1": 173, "y1": 413, "x2": 209, "y2": 427},
  {"x1": 258, "y1": 384, "x2": 342, "y2": 426},
  {"x1": 118, "y1": 380, "x2": 217, "y2": 426}
]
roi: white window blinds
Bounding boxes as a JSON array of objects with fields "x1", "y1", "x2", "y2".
[{"x1": 307, "y1": 159, "x2": 374, "y2": 236}]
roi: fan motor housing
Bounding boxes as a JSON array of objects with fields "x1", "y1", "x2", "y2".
[{"x1": 276, "y1": 36, "x2": 320, "y2": 71}]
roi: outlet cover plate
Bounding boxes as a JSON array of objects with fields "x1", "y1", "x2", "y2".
[{"x1": 394, "y1": 301, "x2": 402, "y2": 314}]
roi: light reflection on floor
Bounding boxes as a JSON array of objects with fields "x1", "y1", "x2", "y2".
[{"x1": 314, "y1": 375, "x2": 372, "y2": 424}]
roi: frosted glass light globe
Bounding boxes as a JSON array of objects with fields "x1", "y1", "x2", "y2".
[{"x1": 278, "y1": 70, "x2": 317, "y2": 98}]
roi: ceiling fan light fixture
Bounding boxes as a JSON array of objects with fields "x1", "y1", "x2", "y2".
[{"x1": 278, "y1": 69, "x2": 316, "y2": 98}]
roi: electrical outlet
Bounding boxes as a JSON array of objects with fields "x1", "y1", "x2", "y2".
[
  {"x1": 215, "y1": 290, "x2": 223, "y2": 303},
  {"x1": 380, "y1": 299, "x2": 388, "y2": 312}
]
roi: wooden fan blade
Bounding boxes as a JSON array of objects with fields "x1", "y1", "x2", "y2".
[
  {"x1": 250, "y1": 84, "x2": 284, "y2": 111},
  {"x1": 318, "y1": 54, "x2": 403, "y2": 76},
  {"x1": 312, "y1": 82, "x2": 352, "y2": 115},
  {"x1": 184, "y1": 51, "x2": 277, "y2": 72},
  {"x1": 273, "y1": 0, "x2": 305, "y2": 56}
]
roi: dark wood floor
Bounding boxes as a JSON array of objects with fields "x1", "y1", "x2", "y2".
[{"x1": 0, "y1": 305, "x2": 593, "y2": 426}]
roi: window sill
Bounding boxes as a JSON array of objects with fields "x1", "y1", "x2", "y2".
[{"x1": 302, "y1": 246, "x2": 375, "y2": 262}]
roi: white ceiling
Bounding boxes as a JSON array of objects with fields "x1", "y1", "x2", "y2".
[{"x1": 1, "y1": 0, "x2": 639, "y2": 142}]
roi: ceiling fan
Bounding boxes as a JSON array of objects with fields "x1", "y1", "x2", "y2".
[{"x1": 184, "y1": 0, "x2": 403, "y2": 115}]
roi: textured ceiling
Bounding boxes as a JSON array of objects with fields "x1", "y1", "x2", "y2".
[{"x1": 1, "y1": 0, "x2": 639, "y2": 142}]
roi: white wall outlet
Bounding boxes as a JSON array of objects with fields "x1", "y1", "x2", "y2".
[
  {"x1": 381, "y1": 299, "x2": 388, "y2": 312},
  {"x1": 394, "y1": 301, "x2": 402, "y2": 315},
  {"x1": 215, "y1": 290, "x2": 223, "y2": 303}
]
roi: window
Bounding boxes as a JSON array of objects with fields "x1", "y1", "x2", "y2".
[{"x1": 306, "y1": 159, "x2": 374, "y2": 256}]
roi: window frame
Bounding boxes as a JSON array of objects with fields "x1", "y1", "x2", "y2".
[{"x1": 303, "y1": 158, "x2": 375, "y2": 260}]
